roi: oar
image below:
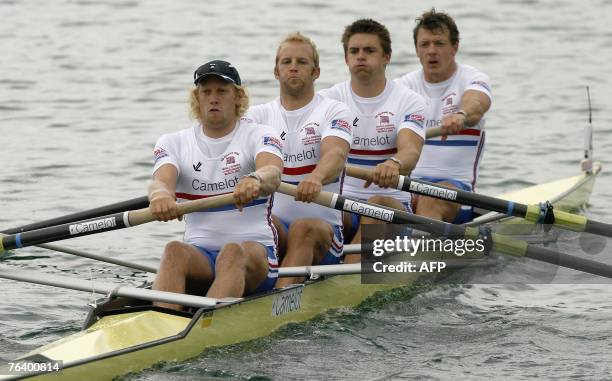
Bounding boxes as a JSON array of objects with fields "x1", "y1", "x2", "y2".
[
  {"x1": 278, "y1": 259, "x2": 493, "y2": 277},
  {"x1": 0, "y1": 268, "x2": 220, "y2": 308},
  {"x1": 346, "y1": 166, "x2": 612, "y2": 238},
  {"x1": 0, "y1": 193, "x2": 235, "y2": 252},
  {"x1": 426, "y1": 126, "x2": 444, "y2": 138},
  {"x1": 0, "y1": 236, "x2": 157, "y2": 273},
  {"x1": 277, "y1": 183, "x2": 612, "y2": 279},
  {"x1": 1, "y1": 196, "x2": 149, "y2": 235}
]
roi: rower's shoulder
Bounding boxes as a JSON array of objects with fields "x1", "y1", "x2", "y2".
[
  {"x1": 156, "y1": 126, "x2": 195, "y2": 144},
  {"x1": 318, "y1": 80, "x2": 349, "y2": 101},
  {"x1": 243, "y1": 98, "x2": 280, "y2": 124},
  {"x1": 390, "y1": 80, "x2": 426, "y2": 107},
  {"x1": 457, "y1": 63, "x2": 490, "y2": 80},
  {"x1": 315, "y1": 93, "x2": 350, "y2": 113},
  {"x1": 237, "y1": 118, "x2": 278, "y2": 139},
  {"x1": 395, "y1": 69, "x2": 423, "y2": 89}
]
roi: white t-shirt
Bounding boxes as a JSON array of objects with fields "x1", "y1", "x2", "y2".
[
  {"x1": 319, "y1": 80, "x2": 426, "y2": 203},
  {"x1": 153, "y1": 120, "x2": 283, "y2": 250},
  {"x1": 396, "y1": 63, "x2": 492, "y2": 189},
  {"x1": 245, "y1": 94, "x2": 352, "y2": 226}
]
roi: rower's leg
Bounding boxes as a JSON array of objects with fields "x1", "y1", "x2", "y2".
[
  {"x1": 153, "y1": 241, "x2": 214, "y2": 310},
  {"x1": 207, "y1": 242, "x2": 269, "y2": 298},
  {"x1": 345, "y1": 196, "x2": 407, "y2": 263},
  {"x1": 414, "y1": 181, "x2": 461, "y2": 222},
  {"x1": 275, "y1": 218, "x2": 334, "y2": 288}
]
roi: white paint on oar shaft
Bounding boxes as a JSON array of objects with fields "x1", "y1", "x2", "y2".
[
  {"x1": 278, "y1": 263, "x2": 361, "y2": 277},
  {"x1": 330, "y1": 192, "x2": 338, "y2": 208},
  {"x1": 123, "y1": 211, "x2": 131, "y2": 227},
  {"x1": 0, "y1": 269, "x2": 218, "y2": 307},
  {"x1": 397, "y1": 175, "x2": 406, "y2": 189}
]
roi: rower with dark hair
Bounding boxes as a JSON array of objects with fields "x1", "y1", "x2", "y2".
[
  {"x1": 396, "y1": 9, "x2": 492, "y2": 223},
  {"x1": 320, "y1": 19, "x2": 427, "y2": 262}
]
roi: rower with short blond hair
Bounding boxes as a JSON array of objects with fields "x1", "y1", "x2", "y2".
[{"x1": 245, "y1": 32, "x2": 352, "y2": 287}]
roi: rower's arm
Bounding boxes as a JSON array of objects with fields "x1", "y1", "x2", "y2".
[
  {"x1": 293, "y1": 136, "x2": 349, "y2": 202},
  {"x1": 459, "y1": 90, "x2": 491, "y2": 127},
  {"x1": 253, "y1": 152, "x2": 284, "y2": 196},
  {"x1": 234, "y1": 152, "x2": 283, "y2": 212},
  {"x1": 311, "y1": 136, "x2": 350, "y2": 184},
  {"x1": 392, "y1": 129, "x2": 424, "y2": 176},
  {"x1": 149, "y1": 164, "x2": 179, "y2": 222}
]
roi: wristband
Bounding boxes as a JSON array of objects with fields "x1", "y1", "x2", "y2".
[
  {"x1": 242, "y1": 171, "x2": 262, "y2": 182},
  {"x1": 455, "y1": 109, "x2": 468, "y2": 118},
  {"x1": 387, "y1": 156, "x2": 403, "y2": 169}
]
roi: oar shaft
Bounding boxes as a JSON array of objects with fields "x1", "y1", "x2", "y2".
[
  {"x1": 0, "y1": 269, "x2": 218, "y2": 307},
  {"x1": 346, "y1": 166, "x2": 611, "y2": 238},
  {"x1": 277, "y1": 183, "x2": 612, "y2": 280},
  {"x1": 0, "y1": 193, "x2": 236, "y2": 252},
  {"x1": 39, "y1": 243, "x2": 157, "y2": 273},
  {"x1": 1, "y1": 196, "x2": 149, "y2": 235},
  {"x1": 346, "y1": 166, "x2": 529, "y2": 216},
  {"x1": 526, "y1": 245, "x2": 612, "y2": 278}
]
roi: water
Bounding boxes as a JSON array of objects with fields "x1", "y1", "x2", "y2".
[{"x1": 1, "y1": 0, "x2": 612, "y2": 379}]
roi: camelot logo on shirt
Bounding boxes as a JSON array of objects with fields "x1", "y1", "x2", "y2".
[{"x1": 193, "y1": 162, "x2": 202, "y2": 172}]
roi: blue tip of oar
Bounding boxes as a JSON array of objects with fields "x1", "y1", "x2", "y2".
[{"x1": 15, "y1": 233, "x2": 23, "y2": 248}]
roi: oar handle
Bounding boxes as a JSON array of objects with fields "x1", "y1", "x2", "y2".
[
  {"x1": 127, "y1": 193, "x2": 237, "y2": 226},
  {"x1": 345, "y1": 166, "x2": 377, "y2": 183},
  {"x1": 277, "y1": 182, "x2": 337, "y2": 208},
  {"x1": 426, "y1": 126, "x2": 444, "y2": 138}
]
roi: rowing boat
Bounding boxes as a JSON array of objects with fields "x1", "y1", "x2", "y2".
[{"x1": 0, "y1": 155, "x2": 601, "y2": 380}]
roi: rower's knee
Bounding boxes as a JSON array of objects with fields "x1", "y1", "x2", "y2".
[
  {"x1": 159, "y1": 241, "x2": 191, "y2": 270},
  {"x1": 288, "y1": 219, "x2": 331, "y2": 244},
  {"x1": 215, "y1": 243, "x2": 248, "y2": 273}
]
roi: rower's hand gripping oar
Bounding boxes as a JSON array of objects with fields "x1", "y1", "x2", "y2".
[
  {"x1": 277, "y1": 182, "x2": 612, "y2": 280},
  {"x1": 0, "y1": 193, "x2": 235, "y2": 252},
  {"x1": 345, "y1": 166, "x2": 612, "y2": 239}
]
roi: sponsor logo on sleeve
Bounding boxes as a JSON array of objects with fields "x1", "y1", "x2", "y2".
[
  {"x1": 263, "y1": 135, "x2": 283, "y2": 153},
  {"x1": 153, "y1": 147, "x2": 168, "y2": 163},
  {"x1": 404, "y1": 113, "x2": 425, "y2": 129},
  {"x1": 331, "y1": 119, "x2": 352, "y2": 134},
  {"x1": 470, "y1": 80, "x2": 491, "y2": 93}
]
